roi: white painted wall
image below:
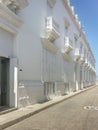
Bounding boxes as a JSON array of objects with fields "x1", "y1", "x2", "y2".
[
  {"x1": 0, "y1": 0, "x2": 96, "y2": 108},
  {"x1": 14, "y1": 0, "x2": 48, "y2": 107},
  {"x1": 14, "y1": 0, "x2": 96, "y2": 107},
  {"x1": 0, "y1": 28, "x2": 13, "y2": 57}
]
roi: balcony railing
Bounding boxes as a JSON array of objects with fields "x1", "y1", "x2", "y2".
[
  {"x1": 46, "y1": 16, "x2": 60, "y2": 42},
  {"x1": 74, "y1": 48, "x2": 80, "y2": 62},
  {"x1": 64, "y1": 37, "x2": 73, "y2": 53},
  {"x1": 80, "y1": 54, "x2": 85, "y2": 64}
]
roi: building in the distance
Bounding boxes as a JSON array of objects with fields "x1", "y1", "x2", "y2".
[{"x1": 0, "y1": 0, "x2": 96, "y2": 108}]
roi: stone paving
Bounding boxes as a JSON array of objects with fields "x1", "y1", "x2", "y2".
[{"x1": 4, "y1": 86, "x2": 98, "y2": 130}]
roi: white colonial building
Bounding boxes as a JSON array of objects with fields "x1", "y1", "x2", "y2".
[{"x1": 0, "y1": 0, "x2": 96, "y2": 108}]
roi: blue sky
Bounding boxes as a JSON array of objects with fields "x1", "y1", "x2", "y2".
[{"x1": 70, "y1": 0, "x2": 98, "y2": 77}]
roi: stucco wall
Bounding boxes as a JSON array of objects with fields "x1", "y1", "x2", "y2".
[
  {"x1": 0, "y1": 28, "x2": 13, "y2": 57},
  {"x1": 14, "y1": 0, "x2": 47, "y2": 107}
]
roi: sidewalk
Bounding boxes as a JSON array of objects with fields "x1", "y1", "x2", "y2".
[{"x1": 0, "y1": 85, "x2": 97, "y2": 130}]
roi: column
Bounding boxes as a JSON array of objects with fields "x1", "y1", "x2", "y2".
[{"x1": 9, "y1": 58, "x2": 18, "y2": 108}]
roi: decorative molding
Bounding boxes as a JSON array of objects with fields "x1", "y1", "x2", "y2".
[
  {"x1": 41, "y1": 37, "x2": 58, "y2": 53},
  {"x1": 47, "y1": 0, "x2": 56, "y2": 8}
]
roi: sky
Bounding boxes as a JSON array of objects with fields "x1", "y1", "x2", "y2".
[{"x1": 70, "y1": 0, "x2": 98, "y2": 77}]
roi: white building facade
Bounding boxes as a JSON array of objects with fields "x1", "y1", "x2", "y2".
[{"x1": 0, "y1": 0, "x2": 96, "y2": 108}]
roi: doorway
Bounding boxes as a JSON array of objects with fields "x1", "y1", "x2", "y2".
[{"x1": 0, "y1": 57, "x2": 9, "y2": 107}]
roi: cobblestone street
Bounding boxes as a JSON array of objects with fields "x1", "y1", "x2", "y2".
[{"x1": 4, "y1": 86, "x2": 98, "y2": 130}]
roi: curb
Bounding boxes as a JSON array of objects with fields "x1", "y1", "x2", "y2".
[{"x1": 0, "y1": 85, "x2": 97, "y2": 129}]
